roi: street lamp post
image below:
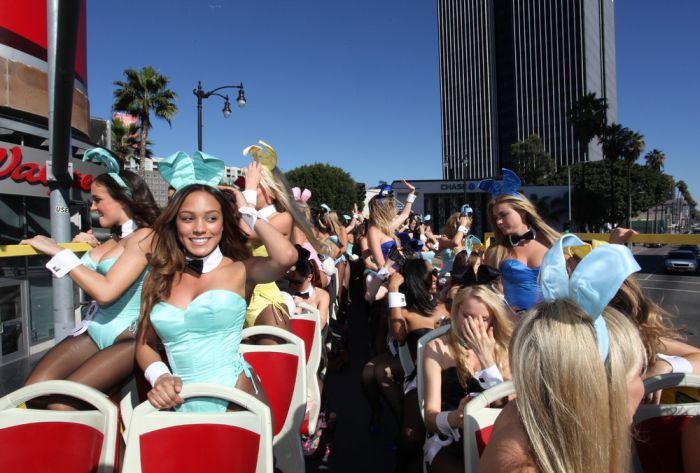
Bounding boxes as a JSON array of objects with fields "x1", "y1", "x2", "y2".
[{"x1": 193, "y1": 81, "x2": 246, "y2": 151}]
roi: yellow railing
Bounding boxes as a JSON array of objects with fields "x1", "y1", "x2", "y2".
[
  {"x1": 0, "y1": 243, "x2": 92, "y2": 258},
  {"x1": 483, "y1": 233, "x2": 700, "y2": 248}
]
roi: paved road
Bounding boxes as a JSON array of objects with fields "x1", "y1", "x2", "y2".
[{"x1": 632, "y1": 245, "x2": 700, "y2": 346}]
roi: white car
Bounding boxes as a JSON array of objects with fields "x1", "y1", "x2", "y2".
[{"x1": 665, "y1": 250, "x2": 698, "y2": 274}]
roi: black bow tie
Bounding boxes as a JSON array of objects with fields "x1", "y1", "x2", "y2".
[
  {"x1": 293, "y1": 292, "x2": 310, "y2": 300},
  {"x1": 509, "y1": 228, "x2": 535, "y2": 246},
  {"x1": 186, "y1": 259, "x2": 204, "y2": 275}
]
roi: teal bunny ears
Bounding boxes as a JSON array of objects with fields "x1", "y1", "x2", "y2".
[
  {"x1": 539, "y1": 234, "x2": 641, "y2": 359},
  {"x1": 158, "y1": 151, "x2": 225, "y2": 191},
  {"x1": 83, "y1": 148, "x2": 131, "y2": 196}
]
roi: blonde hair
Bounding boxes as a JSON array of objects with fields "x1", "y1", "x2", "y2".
[
  {"x1": 448, "y1": 286, "x2": 513, "y2": 388},
  {"x1": 442, "y1": 212, "x2": 472, "y2": 239},
  {"x1": 487, "y1": 193, "x2": 560, "y2": 268},
  {"x1": 368, "y1": 194, "x2": 395, "y2": 236},
  {"x1": 511, "y1": 300, "x2": 643, "y2": 473},
  {"x1": 321, "y1": 211, "x2": 343, "y2": 237},
  {"x1": 610, "y1": 276, "x2": 682, "y2": 363},
  {"x1": 258, "y1": 167, "x2": 324, "y2": 253}
]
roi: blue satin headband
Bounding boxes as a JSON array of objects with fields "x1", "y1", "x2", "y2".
[
  {"x1": 83, "y1": 148, "x2": 131, "y2": 196},
  {"x1": 158, "y1": 151, "x2": 225, "y2": 191},
  {"x1": 539, "y1": 234, "x2": 641, "y2": 360},
  {"x1": 477, "y1": 168, "x2": 523, "y2": 199}
]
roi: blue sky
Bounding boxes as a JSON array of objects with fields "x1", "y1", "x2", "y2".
[{"x1": 86, "y1": 0, "x2": 699, "y2": 203}]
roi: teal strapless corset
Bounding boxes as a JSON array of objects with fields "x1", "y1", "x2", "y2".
[
  {"x1": 149, "y1": 290, "x2": 252, "y2": 412},
  {"x1": 82, "y1": 252, "x2": 147, "y2": 350}
]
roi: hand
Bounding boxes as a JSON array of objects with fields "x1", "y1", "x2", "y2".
[
  {"x1": 609, "y1": 227, "x2": 639, "y2": 245},
  {"x1": 218, "y1": 185, "x2": 247, "y2": 209},
  {"x1": 458, "y1": 216, "x2": 470, "y2": 228},
  {"x1": 244, "y1": 161, "x2": 263, "y2": 191},
  {"x1": 402, "y1": 179, "x2": 416, "y2": 194},
  {"x1": 72, "y1": 230, "x2": 99, "y2": 248},
  {"x1": 448, "y1": 395, "x2": 471, "y2": 427},
  {"x1": 19, "y1": 235, "x2": 63, "y2": 256},
  {"x1": 388, "y1": 272, "x2": 404, "y2": 292},
  {"x1": 147, "y1": 374, "x2": 184, "y2": 410},
  {"x1": 463, "y1": 316, "x2": 496, "y2": 368}
]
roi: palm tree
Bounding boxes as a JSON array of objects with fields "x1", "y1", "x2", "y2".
[
  {"x1": 568, "y1": 92, "x2": 608, "y2": 146},
  {"x1": 645, "y1": 149, "x2": 666, "y2": 172},
  {"x1": 600, "y1": 123, "x2": 629, "y2": 226},
  {"x1": 113, "y1": 67, "x2": 177, "y2": 177},
  {"x1": 622, "y1": 130, "x2": 645, "y2": 227},
  {"x1": 643, "y1": 149, "x2": 666, "y2": 232}
]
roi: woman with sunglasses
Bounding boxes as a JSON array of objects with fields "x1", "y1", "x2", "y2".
[{"x1": 284, "y1": 244, "x2": 330, "y2": 330}]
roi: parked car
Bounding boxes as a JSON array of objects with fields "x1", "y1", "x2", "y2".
[
  {"x1": 678, "y1": 245, "x2": 700, "y2": 260},
  {"x1": 665, "y1": 250, "x2": 698, "y2": 274}
]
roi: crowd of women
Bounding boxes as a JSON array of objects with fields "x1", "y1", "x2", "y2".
[{"x1": 18, "y1": 142, "x2": 700, "y2": 472}]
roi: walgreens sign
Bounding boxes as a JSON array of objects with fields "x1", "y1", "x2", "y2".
[{"x1": 0, "y1": 143, "x2": 103, "y2": 199}]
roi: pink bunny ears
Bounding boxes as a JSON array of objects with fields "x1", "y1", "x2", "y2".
[{"x1": 292, "y1": 187, "x2": 312, "y2": 203}]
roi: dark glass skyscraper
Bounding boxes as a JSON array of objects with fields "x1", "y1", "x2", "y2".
[{"x1": 438, "y1": 0, "x2": 616, "y2": 180}]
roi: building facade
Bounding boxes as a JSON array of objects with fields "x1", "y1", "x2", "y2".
[{"x1": 438, "y1": 0, "x2": 616, "y2": 180}]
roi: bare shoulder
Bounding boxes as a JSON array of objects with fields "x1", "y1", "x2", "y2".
[
  {"x1": 130, "y1": 228, "x2": 155, "y2": 252},
  {"x1": 478, "y1": 402, "x2": 535, "y2": 473},
  {"x1": 425, "y1": 334, "x2": 454, "y2": 368}
]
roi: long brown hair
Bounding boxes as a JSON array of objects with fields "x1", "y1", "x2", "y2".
[
  {"x1": 139, "y1": 184, "x2": 251, "y2": 326},
  {"x1": 610, "y1": 276, "x2": 682, "y2": 363},
  {"x1": 93, "y1": 170, "x2": 160, "y2": 231}
]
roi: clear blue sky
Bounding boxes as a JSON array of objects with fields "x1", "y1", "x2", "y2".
[{"x1": 86, "y1": 0, "x2": 699, "y2": 204}]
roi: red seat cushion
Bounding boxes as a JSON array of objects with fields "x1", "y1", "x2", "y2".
[
  {"x1": 634, "y1": 415, "x2": 693, "y2": 473},
  {"x1": 290, "y1": 319, "x2": 315, "y2": 364},
  {"x1": 475, "y1": 425, "x2": 494, "y2": 455},
  {"x1": 140, "y1": 424, "x2": 260, "y2": 473},
  {"x1": 244, "y1": 352, "x2": 299, "y2": 436},
  {"x1": 0, "y1": 422, "x2": 103, "y2": 473}
]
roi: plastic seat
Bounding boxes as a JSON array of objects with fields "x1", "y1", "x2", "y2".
[
  {"x1": 398, "y1": 341, "x2": 415, "y2": 376},
  {"x1": 240, "y1": 326, "x2": 307, "y2": 473},
  {"x1": 291, "y1": 302, "x2": 323, "y2": 435},
  {"x1": 462, "y1": 381, "x2": 514, "y2": 473},
  {"x1": 416, "y1": 323, "x2": 451, "y2": 421},
  {"x1": 0, "y1": 380, "x2": 119, "y2": 473},
  {"x1": 632, "y1": 373, "x2": 700, "y2": 473},
  {"x1": 121, "y1": 383, "x2": 273, "y2": 473}
]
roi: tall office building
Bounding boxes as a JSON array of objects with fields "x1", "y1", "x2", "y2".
[{"x1": 438, "y1": 0, "x2": 616, "y2": 180}]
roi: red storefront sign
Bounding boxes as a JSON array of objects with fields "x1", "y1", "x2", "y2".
[{"x1": 0, "y1": 146, "x2": 94, "y2": 192}]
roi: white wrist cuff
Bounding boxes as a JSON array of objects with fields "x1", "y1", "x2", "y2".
[
  {"x1": 388, "y1": 292, "x2": 407, "y2": 308},
  {"x1": 46, "y1": 249, "x2": 82, "y2": 278},
  {"x1": 436, "y1": 411, "x2": 461, "y2": 441},
  {"x1": 144, "y1": 361, "x2": 172, "y2": 387},
  {"x1": 376, "y1": 267, "x2": 390, "y2": 281},
  {"x1": 238, "y1": 206, "x2": 267, "y2": 230},
  {"x1": 474, "y1": 364, "x2": 504, "y2": 389},
  {"x1": 457, "y1": 226, "x2": 469, "y2": 234},
  {"x1": 657, "y1": 354, "x2": 693, "y2": 374},
  {"x1": 406, "y1": 193, "x2": 416, "y2": 203},
  {"x1": 242, "y1": 189, "x2": 258, "y2": 206}
]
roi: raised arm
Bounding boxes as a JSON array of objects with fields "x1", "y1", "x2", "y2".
[{"x1": 389, "y1": 179, "x2": 416, "y2": 231}]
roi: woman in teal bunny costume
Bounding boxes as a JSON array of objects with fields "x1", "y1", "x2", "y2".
[{"x1": 21, "y1": 148, "x2": 159, "y2": 410}]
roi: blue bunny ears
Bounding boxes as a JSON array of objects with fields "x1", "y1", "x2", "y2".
[
  {"x1": 83, "y1": 148, "x2": 131, "y2": 196},
  {"x1": 477, "y1": 168, "x2": 522, "y2": 199},
  {"x1": 158, "y1": 151, "x2": 225, "y2": 191},
  {"x1": 539, "y1": 234, "x2": 641, "y2": 360}
]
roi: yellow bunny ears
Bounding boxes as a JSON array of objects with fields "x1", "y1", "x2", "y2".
[{"x1": 243, "y1": 140, "x2": 277, "y2": 171}]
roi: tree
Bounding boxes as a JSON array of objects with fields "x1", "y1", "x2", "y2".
[
  {"x1": 509, "y1": 135, "x2": 556, "y2": 185},
  {"x1": 568, "y1": 92, "x2": 608, "y2": 146},
  {"x1": 645, "y1": 149, "x2": 666, "y2": 172},
  {"x1": 600, "y1": 123, "x2": 630, "y2": 225},
  {"x1": 110, "y1": 118, "x2": 154, "y2": 165},
  {"x1": 622, "y1": 130, "x2": 645, "y2": 226},
  {"x1": 286, "y1": 163, "x2": 358, "y2": 216},
  {"x1": 113, "y1": 67, "x2": 178, "y2": 177}
]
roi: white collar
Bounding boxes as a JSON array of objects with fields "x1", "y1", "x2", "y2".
[
  {"x1": 299, "y1": 284, "x2": 314, "y2": 297},
  {"x1": 186, "y1": 246, "x2": 223, "y2": 274},
  {"x1": 258, "y1": 204, "x2": 277, "y2": 219},
  {"x1": 120, "y1": 219, "x2": 138, "y2": 237}
]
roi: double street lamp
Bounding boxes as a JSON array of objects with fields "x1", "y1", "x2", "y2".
[{"x1": 193, "y1": 81, "x2": 246, "y2": 151}]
